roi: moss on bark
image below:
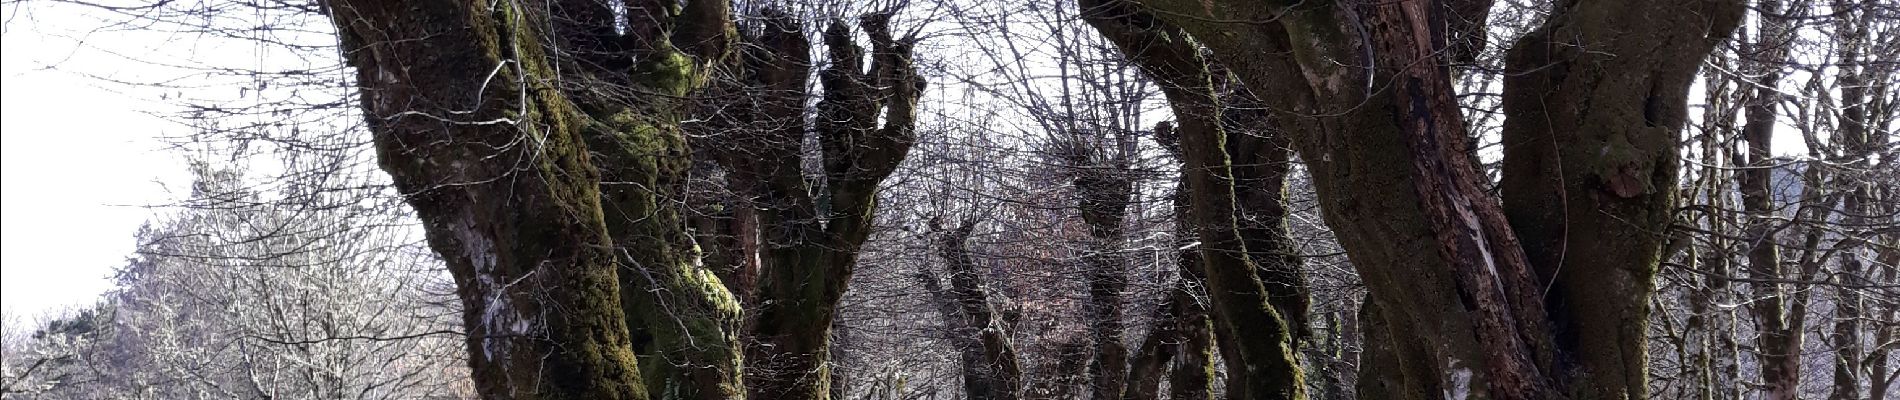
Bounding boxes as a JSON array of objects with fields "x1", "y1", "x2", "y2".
[
  {"x1": 329, "y1": 1, "x2": 651, "y2": 398},
  {"x1": 1114, "y1": 0, "x2": 1745, "y2": 398}
]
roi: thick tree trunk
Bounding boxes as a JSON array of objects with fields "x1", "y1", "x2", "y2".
[
  {"x1": 327, "y1": 0, "x2": 747, "y2": 398},
  {"x1": 1497, "y1": 1, "x2": 1744, "y2": 397},
  {"x1": 1078, "y1": 2, "x2": 1307, "y2": 398},
  {"x1": 551, "y1": 0, "x2": 748, "y2": 396},
  {"x1": 1354, "y1": 299, "x2": 1442, "y2": 400},
  {"x1": 1219, "y1": 75, "x2": 1312, "y2": 342},
  {"x1": 1112, "y1": 0, "x2": 1744, "y2": 398},
  {"x1": 333, "y1": 4, "x2": 642, "y2": 396}
]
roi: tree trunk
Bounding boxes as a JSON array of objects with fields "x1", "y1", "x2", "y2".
[
  {"x1": 923, "y1": 219, "x2": 1025, "y2": 400},
  {"x1": 717, "y1": 14, "x2": 923, "y2": 400},
  {"x1": 1354, "y1": 298, "x2": 1442, "y2": 400},
  {"x1": 1219, "y1": 80, "x2": 1311, "y2": 341},
  {"x1": 1869, "y1": 243, "x2": 1900, "y2": 400},
  {"x1": 1827, "y1": 4, "x2": 1889, "y2": 397},
  {"x1": 1111, "y1": 0, "x2": 1744, "y2": 398},
  {"x1": 1165, "y1": 182, "x2": 1217, "y2": 400},
  {"x1": 1734, "y1": 3, "x2": 1805, "y2": 398},
  {"x1": 1079, "y1": 2, "x2": 1314, "y2": 396},
  {"x1": 1123, "y1": 277, "x2": 1192, "y2": 400},
  {"x1": 1167, "y1": 310, "x2": 1216, "y2": 400},
  {"x1": 1078, "y1": 2, "x2": 1308, "y2": 398},
  {"x1": 327, "y1": 0, "x2": 749, "y2": 398},
  {"x1": 1062, "y1": 128, "x2": 1134, "y2": 400}
]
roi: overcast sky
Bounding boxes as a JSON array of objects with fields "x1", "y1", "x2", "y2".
[{"x1": 2, "y1": 3, "x2": 192, "y2": 320}]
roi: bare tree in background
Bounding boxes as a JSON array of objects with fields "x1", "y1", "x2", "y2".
[
  {"x1": 1, "y1": 163, "x2": 468, "y2": 400},
  {"x1": 4, "y1": 1, "x2": 1897, "y2": 400}
]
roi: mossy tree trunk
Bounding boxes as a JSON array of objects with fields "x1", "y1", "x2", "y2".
[
  {"x1": 697, "y1": 11, "x2": 923, "y2": 400},
  {"x1": 556, "y1": 0, "x2": 749, "y2": 396},
  {"x1": 1102, "y1": 0, "x2": 1744, "y2": 398},
  {"x1": 1079, "y1": 1, "x2": 1309, "y2": 398},
  {"x1": 327, "y1": 0, "x2": 749, "y2": 398},
  {"x1": 1217, "y1": 76, "x2": 1312, "y2": 341},
  {"x1": 1166, "y1": 298, "x2": 1216, "y2": 400},
  {"x1": 1497, "y1": 2, "x2": 1742, "y2": 395}
]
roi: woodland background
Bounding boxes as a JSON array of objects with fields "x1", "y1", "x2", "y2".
[{"x1": 0, "y1": 0, "x2": 1894, "y2": 399}]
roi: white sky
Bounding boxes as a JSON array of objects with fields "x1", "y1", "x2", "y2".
[{"x1": 2, "y1": 4, "x2": 192, "y2": 319}]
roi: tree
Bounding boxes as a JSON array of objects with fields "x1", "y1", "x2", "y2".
[
  {"x1": 920, "y1": 216, "x2": 1024, "y2": 400},
  {"x1": 326, "y1": 0, "x2": 923, "y2": 398},
  {"x1": 695, "y1": 10, "x2": 925, "y2": 400},
  {"x1": 14, "y1": 0, "x2": 1899, "y2": 399},
  {"x1": 0, "y1": 163, "x2": 469, "y2": 400},
  {"x1": 1078, "y1": 0, "x2": 1314, "y2": 398},
  {"x1": 1094, "y1": 0, "x2": 1745, "y2": 398},
  {"x1": 325, "y1": 0, "x2": 742, "y2": 398}
]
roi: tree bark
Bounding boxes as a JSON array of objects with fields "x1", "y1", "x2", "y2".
[
  {"x1": 1164, "y1": 182, "x2": 1216, "y2": 400},
  {"x1": 1078, "y1": 2, "x2": 1309, "y2": 398},
  {"x1": 1109, "y1": 0, "x2": 1745, "y2": 398},
  {"x1": 1733, "y1": 3, "x2": 1805, "y2": 398},
  {"x1": 1117, "y1": 282, "x2": 1178, "y2": 400},
  {"x1": 718, "y1": 13, "x2": 923, "y2": 400},
  {"x1": 1059, "y1": 126, "x2": 1135, "y2": 400},
  {"x1": 923, "y1": 219, "x2": 1024, "y2": 400},
  {"x1": 1219, "y1": 72, "x2": 1312, "y2": 342},
  {"x1": 326, "y1": 0, "x2": 749, "y2": 398}
]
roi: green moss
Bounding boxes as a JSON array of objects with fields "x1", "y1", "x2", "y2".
[
  {"x1": 580, "y1": 100, "x2": 744, "y2": 400},
  {"x1": 635, "y1": 47, "x2": 699, "y2": 97}
]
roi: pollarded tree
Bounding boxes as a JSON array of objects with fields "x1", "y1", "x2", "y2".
[
  {"x1": 1092, "y1": 0, "x2": 1745, "y2": 398},
  {"x1": 691, "y1": 9, "x2": 925, "y2": 400},
  {"x1": 325, "y1": 0, "x2": 746, "y2": 398},
  {"x1": 327, "y1": 0, "x2": 922, "y2": 398}
]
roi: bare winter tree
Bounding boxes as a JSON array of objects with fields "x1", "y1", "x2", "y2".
[
  {"x1": 8, "y1": 1, "x2": 1898, "y2": 400},
  {"x1": 1, "y1": 163, "x2": 469, "y2": 400}
]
